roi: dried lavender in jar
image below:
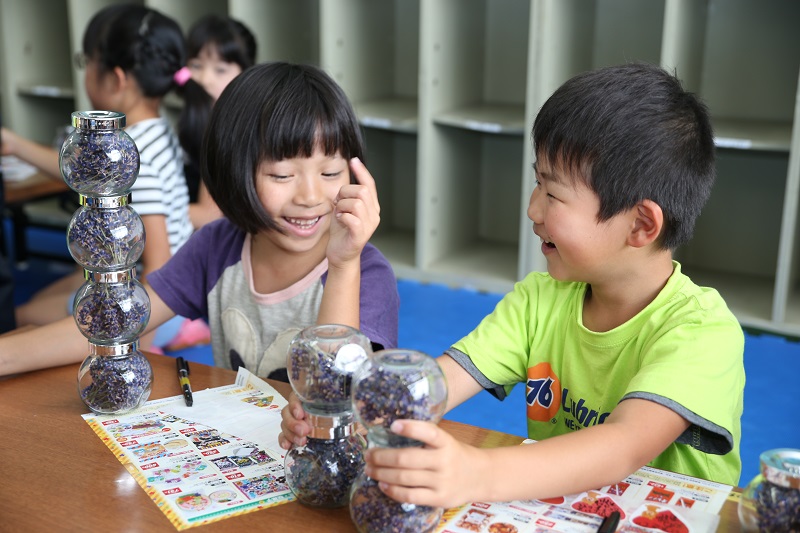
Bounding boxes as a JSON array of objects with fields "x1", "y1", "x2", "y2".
[
  {"x1": 78, "y1": 348, "x2": 152, "y2": 414},
  {"x1": 352, "y1": 365, "x2": 438, "y2": 429},
  {"x1": 350, "y1": 475, "x2": 442, "y2": 533},
  {"x1": 73, "y1": 276, "x2": 150, "y2": 344},
  {"x1": 285, "y1": 435, "x2": 365, "y2": 508},
  {"x1": 289, "y1": 345, "x2": 354, "y2": 404},
  {"x1": 287, "y1": 324, "x2": 371, "y2": 415},
  {"x1": 60, "y1": 111, "x2": 140, "y2": 196},
  {"x1": 740, "y1": 448, "x2": 800, "y2": 532},
  {"x1": 68, "y1": 204, "x2": 144, "y2": 271}
]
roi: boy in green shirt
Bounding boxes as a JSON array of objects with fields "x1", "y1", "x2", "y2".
[{"x1": 279, "y1": 62, "x2": 745, "y2": 506}]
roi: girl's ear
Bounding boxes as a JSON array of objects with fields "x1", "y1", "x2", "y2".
[
  {"x1": 628, "y1": 199, "x2": 663, "y2": 248},
  {"x1": 110, "y1": 66, "x2": 129, "y2": 92}
]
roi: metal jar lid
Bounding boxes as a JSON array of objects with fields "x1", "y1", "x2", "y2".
[
  {"x1": 306, "y1": 411, "x2": 357, "y2": 440},
  {"x1": 79, "y1": 193, "x2": 132, "y2": 208},
  {"x1": 760, "y1": 448, "x2": 800, "y2": 489},
  {"x1": 88, "y1": 341, "x2": 139, "y2": 356},
  {"x1": 83, "y1": 268, "x2": 136, "y2": 283},
  {"x1": 71, "y1": 110, "x2": 126, "y2": 130}
]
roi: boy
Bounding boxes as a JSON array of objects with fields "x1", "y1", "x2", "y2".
[{"x1": 279, "y1": 62, "x2": 745, "y2": 507}]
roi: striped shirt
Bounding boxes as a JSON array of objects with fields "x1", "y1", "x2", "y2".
[{"x1": 126, "y1": 117, "x2": 193, "y2": 254}]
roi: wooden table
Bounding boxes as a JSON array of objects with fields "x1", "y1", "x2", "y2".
[
  {"x1": 3, "y1": 170, "x2": 69, "y2": 205},
  {"x1": 2, "y1": 170, "x2": 71, "y2": 262},
  {"x1": 0, "y1": 353, "x2": 741, "y2": 532}
]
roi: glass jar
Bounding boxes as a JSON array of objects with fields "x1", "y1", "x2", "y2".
[
  {"x1": 351, "y1": 348, "x2": 448, "y2": 447},
  {"x1": 67, "y1": 198, "x2": 144, "y2": 272},
  {"x1": 73, "y1": 269, "x2": 150, "y2": 345},
  {"x1": 285, "y1": 324, "x2": 372, "y2": 507},
  {"x1": 349, "y1": 349, "x2": 448, "y2": 533},
  {"x1": 59, "y1": 110, "x2": 140, "y2": 196},
  {"x1": 287, "y1": 324, "x2": 372, "y2": 416},
  {"x1": 77, "y1": 342, "x2": 153, "y2": 414},
  {"x1": 284, "y1": 417, "x2": 366, "y2": 508},
  {"x1": 739, "y1": 448, "x2": 800, "y2": 532}
]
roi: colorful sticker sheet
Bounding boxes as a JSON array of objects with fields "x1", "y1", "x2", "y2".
[
  {"x1": 436, "y1": 441, "x2": 732, "y2": 533},
  {"x1": 82, "y1": 368, "x2": 295, "y2": 530}
]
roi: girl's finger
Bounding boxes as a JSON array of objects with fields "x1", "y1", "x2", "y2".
[{"x1": 349, "y1": 157, "x2": 379, "y2": 203}]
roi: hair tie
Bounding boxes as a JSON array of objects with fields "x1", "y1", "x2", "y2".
[{"x1": 173, "y1": 66, "x2": 191, "y2": 87}]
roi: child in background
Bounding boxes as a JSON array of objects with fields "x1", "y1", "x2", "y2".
[
  {"x1": 0, "y1": 61, "x2": 400, "y2": 382},
  {"x1": 176, "y1": 14, "x2": 257, "y2": 229},
  {"x1": 1, "y1": 4, "x2": 207, "y2": 353},
  {"x1": 280, "y1": 63, "x2": 745, "y2": 502}
]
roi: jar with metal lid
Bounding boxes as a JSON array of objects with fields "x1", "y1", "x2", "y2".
[
  {"x1": 72, "y1": 269, "x2": 150, "y2": 345},
  {"x1": 77, "y1": 342, "x2": 153, "y2": 414},
  {"x1": 284, "y1": 324, "x2": 372, "y2": 507},
  {"x1": 59, "y1": 111, "x2": 140, "y2": 196},
  {"x1": 348, "y1": 348, "x2": 448, "y2": 533},
  {"x1": 67, "y1": 197, "x2": 144, "y2": 272},
  {"x1": 739, "y1": 448, "x2": 800, "y2": 532}
]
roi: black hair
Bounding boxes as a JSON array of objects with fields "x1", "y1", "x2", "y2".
[
  {"x1": 202, "y1": 62, "x2": 365, "y2": 234},
  {"x1": 82, "y1": 4, "x2": 186, "y2": 98},
  {"x1": 532, "y1": 62, "x2": 716, "y2": 250},
  {"x1": 178, "y1": 15, "x2": 257, "y2": 202}
]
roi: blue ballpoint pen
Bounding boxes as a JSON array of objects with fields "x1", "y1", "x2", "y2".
[{"x1": 177, "y1": 357, "x2": 193, "y2": 407}]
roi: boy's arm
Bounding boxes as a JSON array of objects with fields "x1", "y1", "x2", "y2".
[
  {"x1": 366, "y1": 397, "x2": 689, "y2": 508},
  {"x1": 438, "y1": 354, "x2": 485, "y2": 412},
  {"x1": 1, "y1": 128, "x2": 61, "y2": 178}
]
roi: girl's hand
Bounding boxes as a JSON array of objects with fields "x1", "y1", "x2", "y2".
[
  {"x1": 278, "y1": 393, "x2": 310, "y2": 450},
  {"x1": 364, "y1": 420, "x2": 486, "y2": 509},
  {"x1": 326, "y1": 157, "x2": 380, "y2": 268}
]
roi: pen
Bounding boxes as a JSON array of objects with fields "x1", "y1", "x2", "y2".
[
  {"x1": 597, "y1": 511, "x2": 620, "y2": 533},
  {"x1": 177, "y1": 357, "x2": 193, "y2": 407}
]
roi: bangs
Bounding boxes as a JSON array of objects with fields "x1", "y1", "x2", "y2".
[{"x1": 258, "y1": 79, "x2": 361, "y2": 163}]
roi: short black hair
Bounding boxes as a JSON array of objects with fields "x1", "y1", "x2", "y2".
[
  {"x1": 202, "y1": 62, "x2": 366, "y2": 234},
  {"x1": 533, "y1": 62, "x2": 716, "y2": 250},
  {"x1": 82, "y1": 4, "x2": 186, "y2": 98}
]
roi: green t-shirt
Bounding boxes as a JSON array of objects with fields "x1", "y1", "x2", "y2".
[{"x1": 447, "y1": 262, "x2": 744, "y2": 485}]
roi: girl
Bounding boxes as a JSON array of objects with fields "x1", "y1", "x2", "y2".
[
  {"x1": 0, "y1": 62, "x2": 400, "y2": 381},
  {"x1": 176, "y1": 15, "x2": 257, "y2": 229},
  {"x1": 3, "y1": 5, "x2": 197, "y2": 353}
]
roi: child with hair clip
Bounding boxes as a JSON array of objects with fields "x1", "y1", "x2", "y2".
[
  {"x1": 0, "y1": 61, "x2": 400, "y2": 383},
  {"x1": 174, "y1": 14, "x2": 257, "y2": 229},
  {"x1": 1, "y1": 4, "x2": 209, "y2": 353},
  {"x1": 281, "y1": 62, "x2": 745, "y2": 499}
]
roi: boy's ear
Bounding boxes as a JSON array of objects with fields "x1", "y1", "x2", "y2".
[{"x1": 628, "y1": 199, "x2": 663, "y2": 248}]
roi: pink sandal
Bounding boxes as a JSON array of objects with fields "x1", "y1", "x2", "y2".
[{"x1": 165, "y1": 318, "x2": 211, "y2": 351}]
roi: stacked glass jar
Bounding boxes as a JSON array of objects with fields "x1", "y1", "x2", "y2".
[
  {"x1": 349, "y1": 348, "x2": 448, "y2": 533},
  {"x1": 739, "y1": 448, "x2": 800, "y2": 532},
  {"x1": 284, "y1": 324, "x2": 373, "y2": 507},
  {"x1": 61, "y1": 111, "x2": 152, "y2": 415}
]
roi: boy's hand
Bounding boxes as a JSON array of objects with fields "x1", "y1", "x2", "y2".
[
  {"x1": 364, "y1": 420, "x2": 486, "y2": 509},
  {"x1": 326, "y1": 157, "x2": 380, "y2": 269},
  {"x1": 278, "y1": 393, "x2": 310, "y2": 450}
]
